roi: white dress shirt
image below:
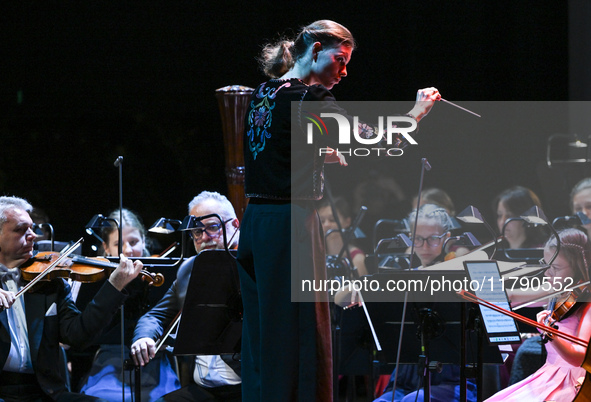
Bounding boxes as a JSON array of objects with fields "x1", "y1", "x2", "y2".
[
  {"x1": 193, "y1": 355, "x2": 241, "y2": 388},
  {"x1": 1, "y1": 278, "x2": 34, "y2": 373}
]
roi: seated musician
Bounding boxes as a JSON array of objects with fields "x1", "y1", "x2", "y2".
[
  {"x1": 0, "y1": 195, "x2": 143, "y2": 402},
  {"x1": 486, "y1": 228, "x2": 591, "y2": 402},
  {"x1": 409, "y1": 203, "x2": 468, "y2": 268},
  {"x1": 374, "y1": 204, "x2": 476, "y2": 402},
  {"x1": 317, "y1": 196, "x2": 369, "y2": 277},
  {"x1": 493, "y1": 186, "x2": 546, "y2": 250},
  {"x1": 411, "y1": 187, "x2": 456, "y2": 216},
  {"x1": 571, "y1": 177, "x2": 591, "y2": 238},
  {"x1": 130, "y1": 191, "x2": 241, "y2": 402},
  {"x1": 79, "y1": 208, "x2": 180, "y2": 401}
]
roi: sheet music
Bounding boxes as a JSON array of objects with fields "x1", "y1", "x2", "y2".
[{"x1": 465, "y1": 261, "x2": 521, "y2": 344}]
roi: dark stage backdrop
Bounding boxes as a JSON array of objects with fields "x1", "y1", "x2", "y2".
[{"x1": 0, "y1": 2, "x2": 578, "y2": 251}]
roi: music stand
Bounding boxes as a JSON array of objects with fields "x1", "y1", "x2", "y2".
[
  {"x1": 173, "y1": 249, "x2": 242, "y2": 355},
  {"x1": 365, "y1": 272, "x2": 504, "y2": 401}
]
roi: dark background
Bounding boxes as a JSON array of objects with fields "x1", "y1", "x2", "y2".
[{"x1": 1, "y1": 1, "x2": 587, "y2": 251}]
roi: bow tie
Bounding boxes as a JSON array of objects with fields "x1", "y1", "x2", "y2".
[{"x1": 0, "y1": 267, "x2": 21, "y2": 284}]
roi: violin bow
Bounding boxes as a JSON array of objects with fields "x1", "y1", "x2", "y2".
[
  {"x1": 457, "y1": 289, "x2": 588, "y2": 347},
  {"x1": 15, "y1": 237, "x2": 84, "y2": 298},
  {"x1": 513, "y1": 280, "x2": 590, "y2": 311},
  {"x1": 154, "y1": 310, "x2": 183, "y2": 355}
]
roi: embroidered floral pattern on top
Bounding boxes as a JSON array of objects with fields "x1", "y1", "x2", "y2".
[{"x1": 246, "y1": 81, "x2": 291, "y2": 159}]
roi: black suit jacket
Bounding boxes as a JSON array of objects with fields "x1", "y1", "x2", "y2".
[{"x1": 0, "y1": 278, "x2": 127, "y2": 399}]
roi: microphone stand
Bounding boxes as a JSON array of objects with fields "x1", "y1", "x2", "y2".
[
  {"x1": 114, "y1": 156, "x2": 136, "y2": 402},
  {"x1": 391, "y1": 157, "x2": 431, "y2": 402},
  {"x1": 323, "y1": 180, "x2": 354, "y2": 402}
]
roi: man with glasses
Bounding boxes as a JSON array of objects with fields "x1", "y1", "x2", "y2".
[
  {"x1": 0, "y1": 196, "x2": 143, "y2": 402},
  {"x1": 130, "y1": 191, "x2": 241, "y2": 402}
]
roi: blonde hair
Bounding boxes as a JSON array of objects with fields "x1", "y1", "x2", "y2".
[
  {"x1": 408, "y1": 204, "x2": 454, "y2": 234},
  {"x1": 258, "y1": 20, "x2": 355, "y2": 78}
]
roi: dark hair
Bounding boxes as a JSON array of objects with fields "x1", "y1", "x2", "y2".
[
  {"x1": 493, "y1": 186, "x2": 545, "y2": 247},
  {"x1": 317, "y1": 196, "x2": 352, "y2": 220},
  {"x1": 258, "y1": 20, "x2": 355, "y2": 78},
  {"x1": 493, "y1": 186, "x2": 542, "y2": 217}
]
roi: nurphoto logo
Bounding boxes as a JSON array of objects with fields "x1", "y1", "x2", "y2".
[{"x1": 304, "y1": 111, "x2": 418, "y2": 157}]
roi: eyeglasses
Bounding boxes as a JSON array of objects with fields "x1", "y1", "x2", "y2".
[
  {"x1": 539, "y1": 258, "x2": 566, "y2": 272},
  {"x1": 189, "y1": 219, "x2": 232, "y2": 241},
  {"x1": 413, "y1": 233, "x2": 447, "y2": 248}
]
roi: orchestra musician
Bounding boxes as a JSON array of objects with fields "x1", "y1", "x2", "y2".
[
  {"x1": 100, "y1": 208, "x2": 151, "y2": 258},
  {"x1": 571, "y1": 177, "x2": 591, "y2": 238},
  {"x1": 486, "y1": 228, "x2": 591, "y2": 402},
  {"x1": 79, "y1": 208, "x2": 180, "y2": 401},
  {"x1": 411, "y1": 187, "x2": 456, "y2": 216},
  {"x1": 0, "y1": 195, "x2": 143, "y2": 402},
  {"x1": 374, "y1": 204, "x2": 475, "y2": 402},
  {"x1": 410, "y1": 203, "x2": 469, "y2": 268},
  {"x1": 237, "y1": 19, "x2": 439, "y2": 401},
  {"x1": 317, "y1": 196, "x2": 369, "y2": 277},
  {"x1": 493, "y1": 186, "x2": 546, "y2": 250},
  {"x1": 130, "y1": 191, "x2": 241, "y2": 402}
]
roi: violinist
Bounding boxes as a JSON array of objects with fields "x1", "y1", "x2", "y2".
[
  {"x1": 79, "y1": 208, "x2": 180, "y2": 401},
  {"x1": 131, "y1": 191, "x2": 241, "y2": 402},
  {"x1": 410, "y1": 203, "x2": 469, "y2": 268},
  {"x1": 486, "y1": 228, "x2": 591, "y2": 402},
  {"x1": 0, "y1": 195, "x2": 143, "y2": 402}
]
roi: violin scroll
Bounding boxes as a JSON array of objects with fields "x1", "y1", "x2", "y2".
[{"x1": 139, "y1": 271, "x2": 165, "y2": 287}]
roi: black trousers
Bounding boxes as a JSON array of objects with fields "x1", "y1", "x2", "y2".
[
  {"x1": 0, "y1": 371, "x2": 107, "y2": 402},
  {"x1": 156, "y1": 383, "x2": 241, "y2": 402}
]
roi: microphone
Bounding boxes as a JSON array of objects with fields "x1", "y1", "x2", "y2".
[
  {"x1": 114, "y1": 156, "x2": 123, "y2": 167},
  {"x1": 422, "y1": 158, "x2": 432, "y2": 171}
]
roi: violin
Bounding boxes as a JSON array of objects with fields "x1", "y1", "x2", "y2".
[
  {"x1": 540, "y1": 285, "x2": 587, "y2": 343},
  {"x1": 459, "y1": 290, "x2": 591, "y2": 401},
  {"x1": 22, "y1": 251, "x2": 165, "y2": 287},
  {"x1": 549, "y1": 284, "x2": 587, "y2": 322},
  {"x1": 464, "y1": 281, "x2": 591, "y2": 400}
]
